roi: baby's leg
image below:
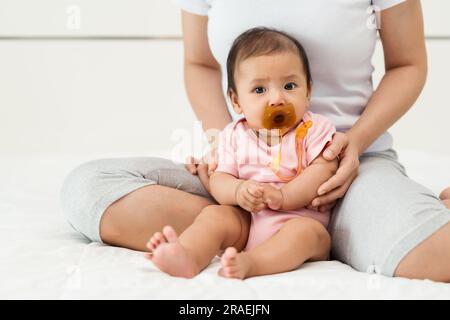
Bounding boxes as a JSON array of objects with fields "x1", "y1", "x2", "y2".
[
  {"x1": 145, "y1": 205, "x2": 250, "y2": 278},
  {"x1": 219, "y1": 216, "x2": 330, "y2": 279}
]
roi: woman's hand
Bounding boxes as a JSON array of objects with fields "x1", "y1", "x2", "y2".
[
  {"x1": 185, "y1": 148, "x2": 217, "y2": 193},
  {"x1": 308, "y1": 132, "x2": 360, "y2": 212},
  {"x1": 235, "y1": 180, "x2": 267, "y2": 213}
]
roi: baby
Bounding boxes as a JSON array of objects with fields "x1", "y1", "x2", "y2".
[{"x1": 145, "y1": 27, "x2": 339, "y2": 279}]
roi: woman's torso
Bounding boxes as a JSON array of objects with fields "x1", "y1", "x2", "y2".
[{"x1": 204, "y1": 0, "x2": 392, "y2": 152}]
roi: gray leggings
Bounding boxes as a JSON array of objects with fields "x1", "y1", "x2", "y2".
[{"x1": 60, "y1": 149, "x2": 450, "y2": 277}]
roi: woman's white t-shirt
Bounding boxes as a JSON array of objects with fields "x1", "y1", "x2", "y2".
[{"x1": 173, "y1": 0, "x2": 406, "y2": 152}]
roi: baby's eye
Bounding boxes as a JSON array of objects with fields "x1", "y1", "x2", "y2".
[
  {"x1": 284, "y1": 82, "x2": 297, "y2": 90},
  {"x1": 253, "y1": 87, "x2": 266, "y2": 94}
]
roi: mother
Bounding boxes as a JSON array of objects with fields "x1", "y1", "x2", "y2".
[{"x1": 61, "y1": 0, "x2": 450, "y2": 281}]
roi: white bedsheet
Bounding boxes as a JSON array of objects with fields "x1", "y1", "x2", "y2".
[{"x1": 1, "y1": 150, "x2": 450, "y2": 299}]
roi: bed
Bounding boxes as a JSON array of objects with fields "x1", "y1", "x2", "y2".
[{"x1": 1, "y1": 149, "x2": 450, "y2": 300}]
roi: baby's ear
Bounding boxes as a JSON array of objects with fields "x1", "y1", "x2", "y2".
[
  {"x1": 228, "y1": 89, "x2": 243, "y2": 114},
  {"x1": 307, "y1": 82, "x2": 313, "y2": 98}
]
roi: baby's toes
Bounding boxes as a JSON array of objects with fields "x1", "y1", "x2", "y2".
[
  {"x1": 221, "y1": 247, "x2": 237, "y2": 265},
  {"x1": 224, "y1": 247, "x2": 238, "y2": 256},
  {"x1": 221, "y1": 256, "x2": 235, "y2": 268},
  {"x1": 154, "y1": 232, "x2": 168, "y2": 245},
  {"x1": 146, "y1": 240, "x2": 156, "y2": 252},
  {"x1": 147, "y1": 232, "x2": 164, "y2": 250},
  {"x1": 218, "y1": 264, "x2": 236, "y2": 278},
  {"x1": 227, "y1": 268, "x2": 242, "y2": 279},
  {"x1": 222, "y1": 266, "x2": 236, "y2": 277}
]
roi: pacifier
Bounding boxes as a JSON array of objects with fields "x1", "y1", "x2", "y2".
[
  {"x1": 259, "y1": 103, "x2": 313, "y2": 183},
  {"x1": 262, "y1": 103, "x2": 297, "y2": 131}
]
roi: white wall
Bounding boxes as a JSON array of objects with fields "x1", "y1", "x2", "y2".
[{"x1": 0, "y1": 0, "x2": 449, "y2": 156}]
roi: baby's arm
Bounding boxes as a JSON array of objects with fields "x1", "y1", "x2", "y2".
[
  {"x1": 209, "y1": 172, "x2": 242, "y2": 205},
  {"x1": 210, "y1": 172, "x2": 266, "y2": 213},
  {"x1": 264, "y1": 154, "x2": 339, "y2": 211}
]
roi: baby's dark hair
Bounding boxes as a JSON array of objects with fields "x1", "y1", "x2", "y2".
[{"x1": 226, "y1": 27, "x2": 312, "y2": 95}]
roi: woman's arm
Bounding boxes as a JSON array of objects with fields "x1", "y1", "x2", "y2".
[
  {"x1": 312, "y1": 0, "x2": 428, "y2": 210},
  {"x1": 347, "y1": 0, "x2": 427, "y2": 154},
  {"x1": 182, "y1": 11, "x2": 232, "y2": 133}
]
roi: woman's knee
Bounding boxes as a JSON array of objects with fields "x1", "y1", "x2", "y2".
[
  {"x1": 60, "y1": 159, "x2": 107, "y2": 207},
  {"x1": 60, "y1": 160, "x2": 103, "y2": 227},
  {"x1": 61, "y1": 158, "x2": 137, "y2": 242}
]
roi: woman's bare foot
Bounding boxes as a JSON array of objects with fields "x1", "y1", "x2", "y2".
[
  {"x1": 144, "y1": 226, "x2": 199, "y2": 278},
  {"x1": 439, "y1": 187, "x2": 450, "y2": 209},
  {"x1": 218, "y1": 247, "x2": 253, "y2": 280}
]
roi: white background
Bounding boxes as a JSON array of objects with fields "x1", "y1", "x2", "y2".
[{"x1": 0, "y1": 0, "x2": 449, "y2": 156}]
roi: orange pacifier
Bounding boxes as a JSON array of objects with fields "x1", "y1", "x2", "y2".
[
  {"x1": 262, "y1": 103, "x2": 297, "y2": 132},
  {"x1": 261, "y1": 103, "x2": 313, "y2": 182}
]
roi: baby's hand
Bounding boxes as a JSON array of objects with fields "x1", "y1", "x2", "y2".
[
  {"x1": 235, "y1": 180, "x2": 266, "y2": 213},
  {"x1": 260, "y1": 183, "x2": 284, "y2": 211}
]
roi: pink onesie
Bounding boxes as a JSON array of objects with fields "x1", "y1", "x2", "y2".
[{"x1": 214, "y1": 111, "x2": 336, "y2": 251}]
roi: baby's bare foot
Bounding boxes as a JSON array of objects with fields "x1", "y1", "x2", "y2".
[
  {"x1": 144, "y1": 226, "x2": 199, "y2": 278},
  {"x1": 439, "y1": 187, "x2": 450, "y2": 209},
  {"x1": 218, "y1": 247, "x2": 253, "y2": 280}
]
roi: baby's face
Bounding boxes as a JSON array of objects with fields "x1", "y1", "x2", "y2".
[{"x1": 229, "y1": 51, "x2": 311, "y2": 134}]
